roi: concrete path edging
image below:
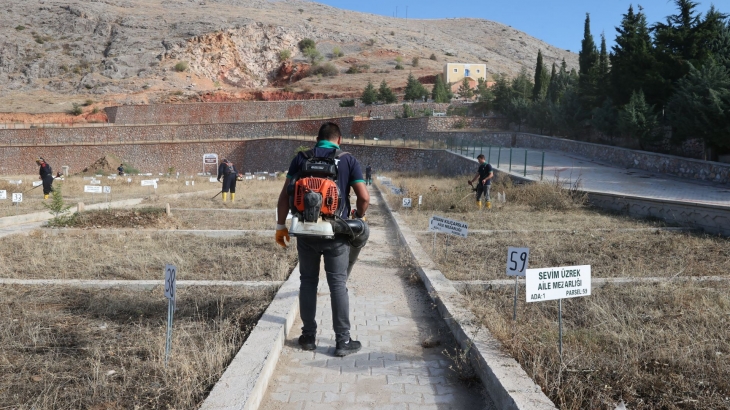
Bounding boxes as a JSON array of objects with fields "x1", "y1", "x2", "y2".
[
  {"x1": 0, "y1": 198, "x2": 144, "y2": 228},
  {"x1": 375, "y1": 183, "x2": 557, "y2": 410},
  {"x1": 200, "y1": 265, "x2": 301, "y2": 410}
]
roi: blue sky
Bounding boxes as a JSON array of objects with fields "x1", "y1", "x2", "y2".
[{"x1": 312, "y1": 0, "x2": 724, "y2": 51}]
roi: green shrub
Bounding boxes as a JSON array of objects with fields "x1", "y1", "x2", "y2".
[
  {"x1": 445, "y1": 52, "x2": 455, "y2": 57},
  {"x1": 298, "y1": 38, "x2": 315, "y2": 51},
  {"x1": 69, "y1": 103, "x2": 82, "y2": 116},
  {"x1": 332, "y1": 46, "x2": 344, "y2": 58},
  {"x1": 390, "y1": 31, "x2": 395, "y2": 36},
  {"x1": 83, "y1": 99, "x2": 94, "y2": 106},
  {"x1": 303, "y1": 47, "x2": 322, "y2": 64},
  {"x1": 279, "y1": 49, "x2": 291, "y2": 61},
  {"x1": 412, "y1": 57, "x2": 419, "y2": 67},
  {"x1": 339, "y1": 99, "x2": 355, "y2": 107},
  {"x1": 310, "y1": 62, "x2": 339, "y2": 77},
  {"x1": 366, "y1": 39, "x2": 376, "y2": 46},
  {"x1": 174, "y1": 61, "x2": 188, "y2": 72},
  {"x1": 429, "y1": 53, "x2": 437, "y2": 61},
  {"x1": 395, "y1": 64, "x2": 404, "y2": 70}
]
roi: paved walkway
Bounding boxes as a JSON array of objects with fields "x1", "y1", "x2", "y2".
[
  {"x1": 259, "y1": 189, "x2": 492, "y2": 410},
  {"x1": 452, "y1": 147, "x2": 730, "y2": 207}
]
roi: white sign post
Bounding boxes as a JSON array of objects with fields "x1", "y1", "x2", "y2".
[
  {"x1": 506, "y1": 247, "x2": 530, "y2": 320},
  {"x1": 402, "y1": 198, "x2": 412, "y2": 208},
  {"x1": 11, "y1": 193, "x2": 22, "y2": 203},
  {"x1": 0, "y1": 190, "x2": 6, "y2": 200},
  {"x1": 203, "y1": 153, "x2": 218, "y2": 174},
  {"x1": 428, "y1": 215, "x2": 468, "y2": 257},
  {"x1": 526, "y1": 264, "x2": 591, "y2": 361},
  {"x1": 84, "y1": 185, "x2": 102, "y2": 203},
  {"x1": 103, "y1": 186, "x2": 111, "y2": 202},
  {"x1": 164, "y1": 264, "x2": 177, "y2": 367}
]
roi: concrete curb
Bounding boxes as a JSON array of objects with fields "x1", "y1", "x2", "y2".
[
  {"x1": 375, "y1": 183, "x2": 557, "y2": 410},
  {"x1": 200, "y1": 264, "x2": 301, "y2": 410},
  {"x1": 0, "y1": 279, "x2": 284, "y2": 290},
  {"x1": 48, "y1": 228, "x2": 274, "y2": 237}
]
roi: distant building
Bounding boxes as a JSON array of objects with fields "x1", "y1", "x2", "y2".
[{"x1": 443, "y1": 63, "x2": 488, "y2": 95}]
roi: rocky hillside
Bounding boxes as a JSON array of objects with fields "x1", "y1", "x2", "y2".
[{"x1": 0, "y1": 0, "x2": 578, "y2": 114}]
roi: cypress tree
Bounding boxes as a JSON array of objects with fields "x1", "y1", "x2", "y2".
[
  {"x1": 578, "y1": 13, "x2": 599, "y2": 112},
  {"x1": 361, "y1": 81, "x2": 377, "y2": 105},
  {"x1": 457, "y1": 77, "x2": 474, "y2": 99},
  {"x1": 597, "y1": 33, "x2": 610, "y2": 104},
  {"x1": 546, "y1": 62, "x2": 558, "y2": 103},
  {"x1": 610, "y1": 5, "x2": 658, "y2": 106},
  {"x1": 532, "y1": 50, "x2": 545, "y2": 101}
]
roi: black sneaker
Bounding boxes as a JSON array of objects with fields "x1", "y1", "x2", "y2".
[
  {"x1": 298, "y1": 334, "x2": 316, "y2": 351},
  {"x1": 334, "y1": 338, "x2": 362, "y2": 357}
]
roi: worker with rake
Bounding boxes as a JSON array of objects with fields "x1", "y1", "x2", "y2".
[
  {"x1": 217, "y1": 158, "x2": 238, "y2": 202},
  {"x1": 36, "y1": 157, "x2": 54, "y2": 200}
]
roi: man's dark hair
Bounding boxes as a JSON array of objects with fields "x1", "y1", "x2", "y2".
[
  {"x1": 477, "y1": 154, "x2": 485, "y2": 160},
  {"x1": 317, "y1": 122, "x2": 341, "y2": 142}
]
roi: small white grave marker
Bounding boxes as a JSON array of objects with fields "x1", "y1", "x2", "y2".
[
  {"x1": 84, "y1": 185, "x2": 102, "y2": 193},
  {"x1": 32, "y1": 181, "x2": 43, "y2": 187},
  {"x1": 209, "y1": 177, "x2": 218, "y2": 183},
  {"x1": 12, "y1": 193, "x2": 22, "y2": 203},
  {"x1": 141, "y1": 180, "x2": 156, "y2": 186},
  {"x1": 90, "y1": 179, "x2": 101, "y2": 185},
  {"x1": 402, "y1": 198, "x2": 412, "y2": 208},
  {"x1": 0, "y1": 190, "x2": 6, "y2": 200},
  {"x1": 103, "y1": 186, "x2": 111, "y2": 194},
  {"x1": 506, "y1": 248, "x2": 530, "y2": 277}
]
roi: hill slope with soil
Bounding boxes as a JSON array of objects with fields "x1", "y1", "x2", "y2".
[{"x1": 0, "y1": 0, "x2": 577, "y2": 114}]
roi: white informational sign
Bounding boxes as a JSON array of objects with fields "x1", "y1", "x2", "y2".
[
  {"x1": 141, "y1": 180, "x2": 156, "y2": 186},
  {"x1": 209, "y1": 177, "x2": 218, "y2": 183},
  {"x1": 506, "y1": 247, "x2": 530, "y2": 277},
  {"x1": 108, "y1": 174, "x2": 117, "y2": 179},
  {"x1": 90, "y1": 179, "x2": 101, "y2": 185},
  {"x1": 32, "y1": 181, "x2": 43, "y2": 187},
  {"x1": 9, "y1": 180, "x2": 22, "y2": 185},
  {"x1": 185, "y1": 181, "x2": 189, "y2": 186},
  {"x1": 12, "y1": 193, "x2": 22, "y2": 203},
  {"x1": 428, "y1": 215, "x2": 468, "y2": 238},
  {"x1": 0, "y1": 190, "x2": 6, "y2": 200},
  {"x1": 203, "y1": 153, "x2": 218, "y2": 164},
  {"x1": 418, "y1": 195, "x2": 423, "y2": 205},
  {"x1": 402, "y1": 198, "x2": 412, "y2": 208},
  {"x1": 164, "y1": 264, "x2": 177, "y2": 301},
  {"x1": 95, "y1": 174, "x2": 103, "y2": 178},
  {"x1": 246, "y1": 176, "x2": 253, "y2": 180},
  {"x1": 258, "y1": 176, "x2": 266, "y2": 181},
  {"x1": 83, "y1": 177, "x2": 93, "y2": 181},
  {"x1": 526, "y1": 265, "x2": 591, "y2": 302},
  {"x1": 103, "y1": 186, "x2": 111, "y2": 194},
  {"x1": 84, "y1": 185, "x2": 102, "y2": 193},
  {"x1": 127, "y1": 177, "x2": 132, "y2": 183}
]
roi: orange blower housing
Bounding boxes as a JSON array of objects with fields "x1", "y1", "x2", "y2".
[{"x1": 292, "y1": 177, "x2": 341, "y2": 222}]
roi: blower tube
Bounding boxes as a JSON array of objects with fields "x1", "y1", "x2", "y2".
[{"x1": 331, "y1": 217, "x2": 370, "y2": 249}]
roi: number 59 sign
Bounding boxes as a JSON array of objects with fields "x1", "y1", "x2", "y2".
[{"x1": 506, "y1": 247, "x2": 529, "y2": 277}]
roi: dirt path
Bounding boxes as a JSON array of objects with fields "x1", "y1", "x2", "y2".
[{"x1": 259, "y1": 188, "x2": 493, "y2": 409}]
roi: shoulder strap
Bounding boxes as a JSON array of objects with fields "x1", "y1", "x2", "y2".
[
  {"x1": 334, "y1": 150, "x2": 350, "y2": 158},
  {"x1": 302, "y1": 149, "x2": 314, "y2": 159}
]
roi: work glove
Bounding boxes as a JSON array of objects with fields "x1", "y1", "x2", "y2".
[
  {"x1": 275, "y1": 224, "x2": 290, "y2": 248},
  {"x1": 350, "y1": 210, "x2": 367, "y2": 222}
]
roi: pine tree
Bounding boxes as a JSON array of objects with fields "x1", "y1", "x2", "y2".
[
  {"x1": 667, "y1": 61, "x2": 730, "y2": 153},
  {"x1": 378, "y1": 80, "x2": 397, "y2": 104},
  {"x1": 404, "y1": 73, "x2": 428, "y2": 101},
  {"x1": 511, "y1": 67, "x2": 533, "y2": 100},
  {"x1": 546, "y1": 62, "x2": 559, "y2": 103},
  {"x1": 578, "y1": 13, "x2": 599, "y2": 113},
  {"x1": 709, "y1": 22, "x2": 730, "y2": 70},
  {"x1": 532, "y1": 50, "x2": 545, "y2": 101},
  {"x1": 457, "y1": 77, "x2": 474, "y2": 99},
  {"x1": 361, "y1": 81, "x2": 377, "y2": 105},
  {"x1": 610, "y1": 5, "x2": 659, "y2": 106},
  {"x1": 618, "y1": 90, "x2": 659, "y2": 149},
  {"x1": 431, "y1": 74, "x2": 450, "y2": 103},
  {"x1": 491, "y1": 73, "x2": 513, "y2": 113},
  {"x1": 475, "y1": 78, "x2": 493, "y2": 104}
]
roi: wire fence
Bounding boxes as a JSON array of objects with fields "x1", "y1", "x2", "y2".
[{"x1": 448, "y1": 141, "x2": 546, "y2": 181}]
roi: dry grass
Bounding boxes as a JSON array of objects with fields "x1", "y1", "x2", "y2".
[
  {"x1": 464, "y1": 281, "x2": 730, "y2": 409},
  {"x1": 0, "y1": 230, "x2": 297, "y2": 281},
  {"x1": 172, "y1": 210, "x2": 276, "y2": 230},
  {"x1": 419, "y1": 230, "x2": 730, "y2": 281},
  {"x1": 0, "y1": 285, "x2": 274, "y2": 409},
  {"x1": 147, "y1": 178, "x2": 285, "y2": 210},
  {"x1": 378, "y1": 173, "x2": 662, "y2": 231},
  {"x1": 0, "y1": 175, "x2": 217, "y2": 217}
]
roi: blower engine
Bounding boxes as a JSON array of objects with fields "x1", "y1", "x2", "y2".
[{"x1": 288, "y1": 176, "x2": 341, "y2": 238}]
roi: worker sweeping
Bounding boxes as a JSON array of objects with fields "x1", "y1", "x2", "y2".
[
  {"x1": 217, "y1": 158, "x2": 238, "y2": 202},
  {"x1": 36, "y1": 157, "x2": 54, "y2": 200},
  {"x1": 468, "y1": 154, "x2": 493, "y2": 209}
]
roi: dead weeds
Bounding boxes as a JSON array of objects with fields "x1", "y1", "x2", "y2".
[
  {"x1": 463, "y1": 281, "x2": 730, "y2": 409},
  {"x1": 0, "y1": 285, "x2": 274, "y2": 409},
  {"x1": 0, "y1": 231, "x2": 297, "y2": 281}
]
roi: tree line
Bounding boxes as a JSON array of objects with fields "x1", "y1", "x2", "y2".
[{"x1": 492, "y1": 0, "x2": 729, "y2": 157}]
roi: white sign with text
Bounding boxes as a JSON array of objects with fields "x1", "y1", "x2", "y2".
[
  {"x1": 0, "y1": 190, "x2": 6, "y2": 200},
  {"x1": 164, "y1": 264, "x2": 177, "y2": 301},
  {"x1": 526, "y1": 265, "x2": 591, "y2": 302},
  {"x1": 84, "y1": 185, "x2": 102, "y2": 193},
  {"x1": 428, "y1": 215, "x2": 468, "y2": 238},
  {"x1": 103, "y1": 186, "x2": 111, "y2": 194},
  {"x1": 12, "y1": 193, "x2": 22, "y2": 203},
  {"x1": 402, "y1": 198, "x2": 412, "y2": 208}
]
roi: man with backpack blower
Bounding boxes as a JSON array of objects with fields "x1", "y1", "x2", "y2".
[{"x1": 275, "y1": 122, "x2": 370, "y2": 357}]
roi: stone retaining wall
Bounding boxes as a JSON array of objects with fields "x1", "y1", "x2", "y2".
[
  {"x1": 427, "y1": 117, "x2": 508, "y2": 131},
  {"x1": 105, "y1": 101, "x2": 450, "y2": 124}
]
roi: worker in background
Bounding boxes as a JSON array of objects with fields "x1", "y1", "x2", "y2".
[
  {"x1": 469, "y1": 154, "x2": 493, "y2": 209},
  {"x1": 36, "y1": 157, "x2": 54, "y2": 200},
  {"x1": 365, "y1": 164, "x2": 372, "y2": 186},
  {"x1": 117, "y1": 163, "x2": 125, "y2": 176},
  {"x1": 217, "y1": 159, "x2": 238, "y2": 202},
  {"x1": 276, "y1": 122, "x2": 370, "y2": 357}
]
